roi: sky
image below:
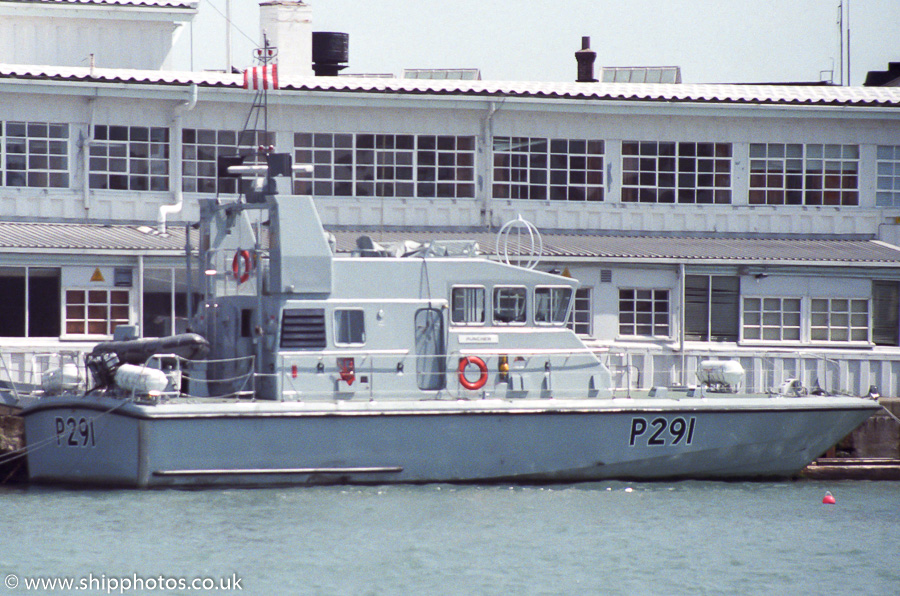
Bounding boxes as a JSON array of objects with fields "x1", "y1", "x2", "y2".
[{"x1": 174, "y1": 0, "x2": 900, "y2": 86}]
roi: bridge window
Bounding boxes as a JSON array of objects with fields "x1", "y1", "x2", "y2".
[
  {"x1": 493, "y1": 286, "x2": 527, "y2": 325},
  {"x1": 534, "y1": 286, "x2": 573, "y2": 325},
  {"x1": 451, "y1": 286, "x2": 485, "y2": 325}
]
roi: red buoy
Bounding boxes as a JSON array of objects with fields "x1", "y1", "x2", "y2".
[{"x1": 823, "y1": 491, "x2": 836, "y2": 504}]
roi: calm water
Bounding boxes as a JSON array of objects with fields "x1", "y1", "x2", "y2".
[{"x1": 1, "y1": 481, "x2": 898, "y2": 595}]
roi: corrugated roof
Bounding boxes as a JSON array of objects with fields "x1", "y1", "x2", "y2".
[
  {"x1": 0, "y1": 221, "x2": 188, "y2": 251},
  {"x1": 2, "y1": 220, "x2": 899, "y2": 264},
  {"x1": 329, "y1": 230, "x2": 900, "y2": 264},
  {"x1": 2, "y1": 64, "x2": 899, "y2": 108},
  {"x1": 10, "y1": 0, "x2": 197, "y2": 8}
]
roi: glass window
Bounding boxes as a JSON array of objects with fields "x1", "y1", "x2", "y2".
[
  {"x1": 65, "y1": 288, "x2": 130, "y2": 337},
  {"x1": 334, "y1": 309, "x2": 365, "y2": 345},
  {"x1": 873, "y1": 280, "x2": 899, "y2": 346},
  {"x1": 810, "y1": 298, "x2": 869, "y2": 343},
  {"x1": 293, "y1": 133, "x2": 474, "y2": 198},
  {"x1": 142, "y1": 267, "x2": 199, "y2": 338},
  {"x1": 90, "y1": 125, "x2": 169, "y2": 191},
  {"x1": 3, "y1": 121, "x2": 69, "y2": 188},
  {"x1": 685, "y1": 275, "x2": 739, "y2": 342},
  {"x1": 493, "y1": 286, "x2": 527, "y2": 325},
  {"x1": 0, "y1": 267, "x2": 61, "y2": 338},
  {"x1": 742, "y1": 297, "x2": 801, "y2": 342},
  {"x1": 493, "y1": 137, "x2": 604, "y2": 201},
  {"x1": 876, "y1": 146, "x2": 900, "y2": 207},
  {"x1": 182, "y1": 128, "x2": 272, "y2": 194},
  {"x1": 621, "y1": 141, "x2": 731, "y2": 204},
  {"x1": 619, "y1": 289, "x2": 670, "y2": 337},
  {"x1": 451, "y1": 286, "x2": 485, "y2": 325},
  {"x1": 566, "y1": 287, "x2": 593, "y2": 336},
  {"x1": 534, "y1": 286, "x2": 573, "y2": 325},
  {"x1": 749, "y1": 143, "x2": 858, "y2": 206}
]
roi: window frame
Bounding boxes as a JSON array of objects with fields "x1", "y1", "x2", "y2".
[
  {"x1": 621, "y1": 141, "x2": 732, "y2": 204},
  {"x1": 63, "y1": 287, "x2": 131, "y2": 339},
  {"x1": 748, "y1": 143, "x2": 859, "y2": 206},
  {"x1": 810, "y1": 297, "x2": 870, "y2": 345},
  {"x1": 566, "y1": 287, "x2": 593, "y2": 336},
  {"x1": 492, "y1": 285, "x2": 528, "y2": 326},
  {"x1": 492, "y1": 136, "x2": 604, "y2": 201},
  {"x1": 293, "y1": 133, "x2": 475, "y2": 199},
  {"x1": 534, "y1": 285, "x2": 574, "y2": 326},
  {"x1": 876, "y1": 145, "x2": 900, "y2": 207},
  {"x1": 89, "y1": 125, "x2": 169, "y2": 192},
  {"x1": 3, "y1": 121, "x2": 70, "y2": 188},
  {"x1": 618, "y1": 288, "x2": 671, "y2": 339},
  {"x1": 450, "y1": 285, "x2": 487, "y2": 326},
  {"x1": 182, "y1": 128, "x2": 273, "y2": 195},
  {"x1": 333, "y1": 308, "x2": 366, "y2": 346},
  {"x1": 684, "y1": 275, "x2": 740, "y2": 342},
  {"x1": 741, "y1": 296, "x2": 802, "y2": 343}
]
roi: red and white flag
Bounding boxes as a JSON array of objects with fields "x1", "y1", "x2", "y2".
[{"x1": 243, "y1": 64, "x2": 279, "y2": 90}]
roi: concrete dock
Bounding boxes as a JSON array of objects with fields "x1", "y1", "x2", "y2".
[{"x1": 0, "y1": 405, "x2": 26, "y2": 484}]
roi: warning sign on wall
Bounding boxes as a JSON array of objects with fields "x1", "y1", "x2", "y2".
[{"x1": 90, "y1": 268, "x2": 105, "y2": 283}]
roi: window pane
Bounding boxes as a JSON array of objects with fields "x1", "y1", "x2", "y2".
[
  {"x1": 334, "y1": 310, "x2": 365, "y2": 344},
  {"x1": 493, "y1": 287, "x2": 527, "y2": 324}
]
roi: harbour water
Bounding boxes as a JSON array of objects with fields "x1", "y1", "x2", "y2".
[{"x1": 1, "y1": 481, "x2": 898, "y2": 595}]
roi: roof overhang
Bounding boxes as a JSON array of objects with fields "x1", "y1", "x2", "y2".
[
  {"x1": 1, "y1": 65, "x2": 899, "y2": 115},
  {"x1": 0, "y1": 0, "x2": 198, "y2": 22}
]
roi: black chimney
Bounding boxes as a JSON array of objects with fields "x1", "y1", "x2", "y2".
[
  {"x1": 575, "y1": 36, "x2": 597, "y2": 83},
  {"x1": 312, "y1": 32, "x2": 349, "y2": 76}
]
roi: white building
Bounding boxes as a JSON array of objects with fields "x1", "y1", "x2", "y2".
[{"x1": 2, "y1": 0, "x2": 900, "y2": 396}]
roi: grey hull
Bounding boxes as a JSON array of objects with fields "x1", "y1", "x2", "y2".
[{"x1": 22, "y1": 396, "x2": 879, "y2": 487}]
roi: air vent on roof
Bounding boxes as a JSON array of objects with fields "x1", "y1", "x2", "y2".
[
  {"x1": 280, "y1": 308, "x2": 327, "y2": 349},
  {"x1": 312, "y1": 32, "x2": 349, "y2": 77}
]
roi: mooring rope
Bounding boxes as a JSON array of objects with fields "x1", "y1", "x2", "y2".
[{"x1": 882, "y1": 405, "x2": 900, "y2": 425}]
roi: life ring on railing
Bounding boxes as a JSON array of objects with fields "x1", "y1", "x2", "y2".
[
  {"x1": 232, "y1": 249, "x2": 253, "y2": 284},
  {"x1": 458, "y1": 356, "x2": 488, "y2": 390}
]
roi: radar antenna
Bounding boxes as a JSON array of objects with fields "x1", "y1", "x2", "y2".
[{"x1": 496, "y1": 215, "x2": 543, "y2": 269}]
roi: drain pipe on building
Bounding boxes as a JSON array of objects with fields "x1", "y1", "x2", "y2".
[
  {"x1": 81, "y1": 96, "x2": 96, "y2": 215},
  {"x1": 158, "y1": 83, "x2": 198, "y2": 235}
]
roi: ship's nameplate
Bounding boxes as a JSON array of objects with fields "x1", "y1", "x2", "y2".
[{"x1": 458, "y1": 334, "x2": 499, "y2": 344}]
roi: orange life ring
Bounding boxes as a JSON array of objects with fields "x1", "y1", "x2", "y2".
[
  {"x1": 458, "y1": 356, "x2": 488, "y2": 390},
  {"x1": 232, "y1": 249, "x2": 252, "y2": 284}
]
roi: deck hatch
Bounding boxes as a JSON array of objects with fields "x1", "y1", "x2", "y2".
[{"x1": 280, "y1": 308, "x2": 327, "y2": 348}]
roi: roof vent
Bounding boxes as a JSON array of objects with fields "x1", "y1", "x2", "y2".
[
  {"x1": 575, "y1": 36, "x2": 597, "y2": 83},
  {"x1": 312, "y1": 32, "x2": 349, "y2": 76}
]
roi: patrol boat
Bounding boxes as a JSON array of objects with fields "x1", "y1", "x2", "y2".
[{"x1": 21, "y1": 151, "x2": 879, "y2": 487}]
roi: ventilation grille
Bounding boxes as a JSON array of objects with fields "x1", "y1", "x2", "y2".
[
  {"x1": 280, "y1": 308, "x2": 327, "y2": 349},
  {"x1": 600, "y1": 269, "x2": 613, "y2": 283}
]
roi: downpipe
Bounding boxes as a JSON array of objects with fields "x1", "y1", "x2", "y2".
[{"x1": 158, "y1": 84, "x2": 198, "y2": 234}]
